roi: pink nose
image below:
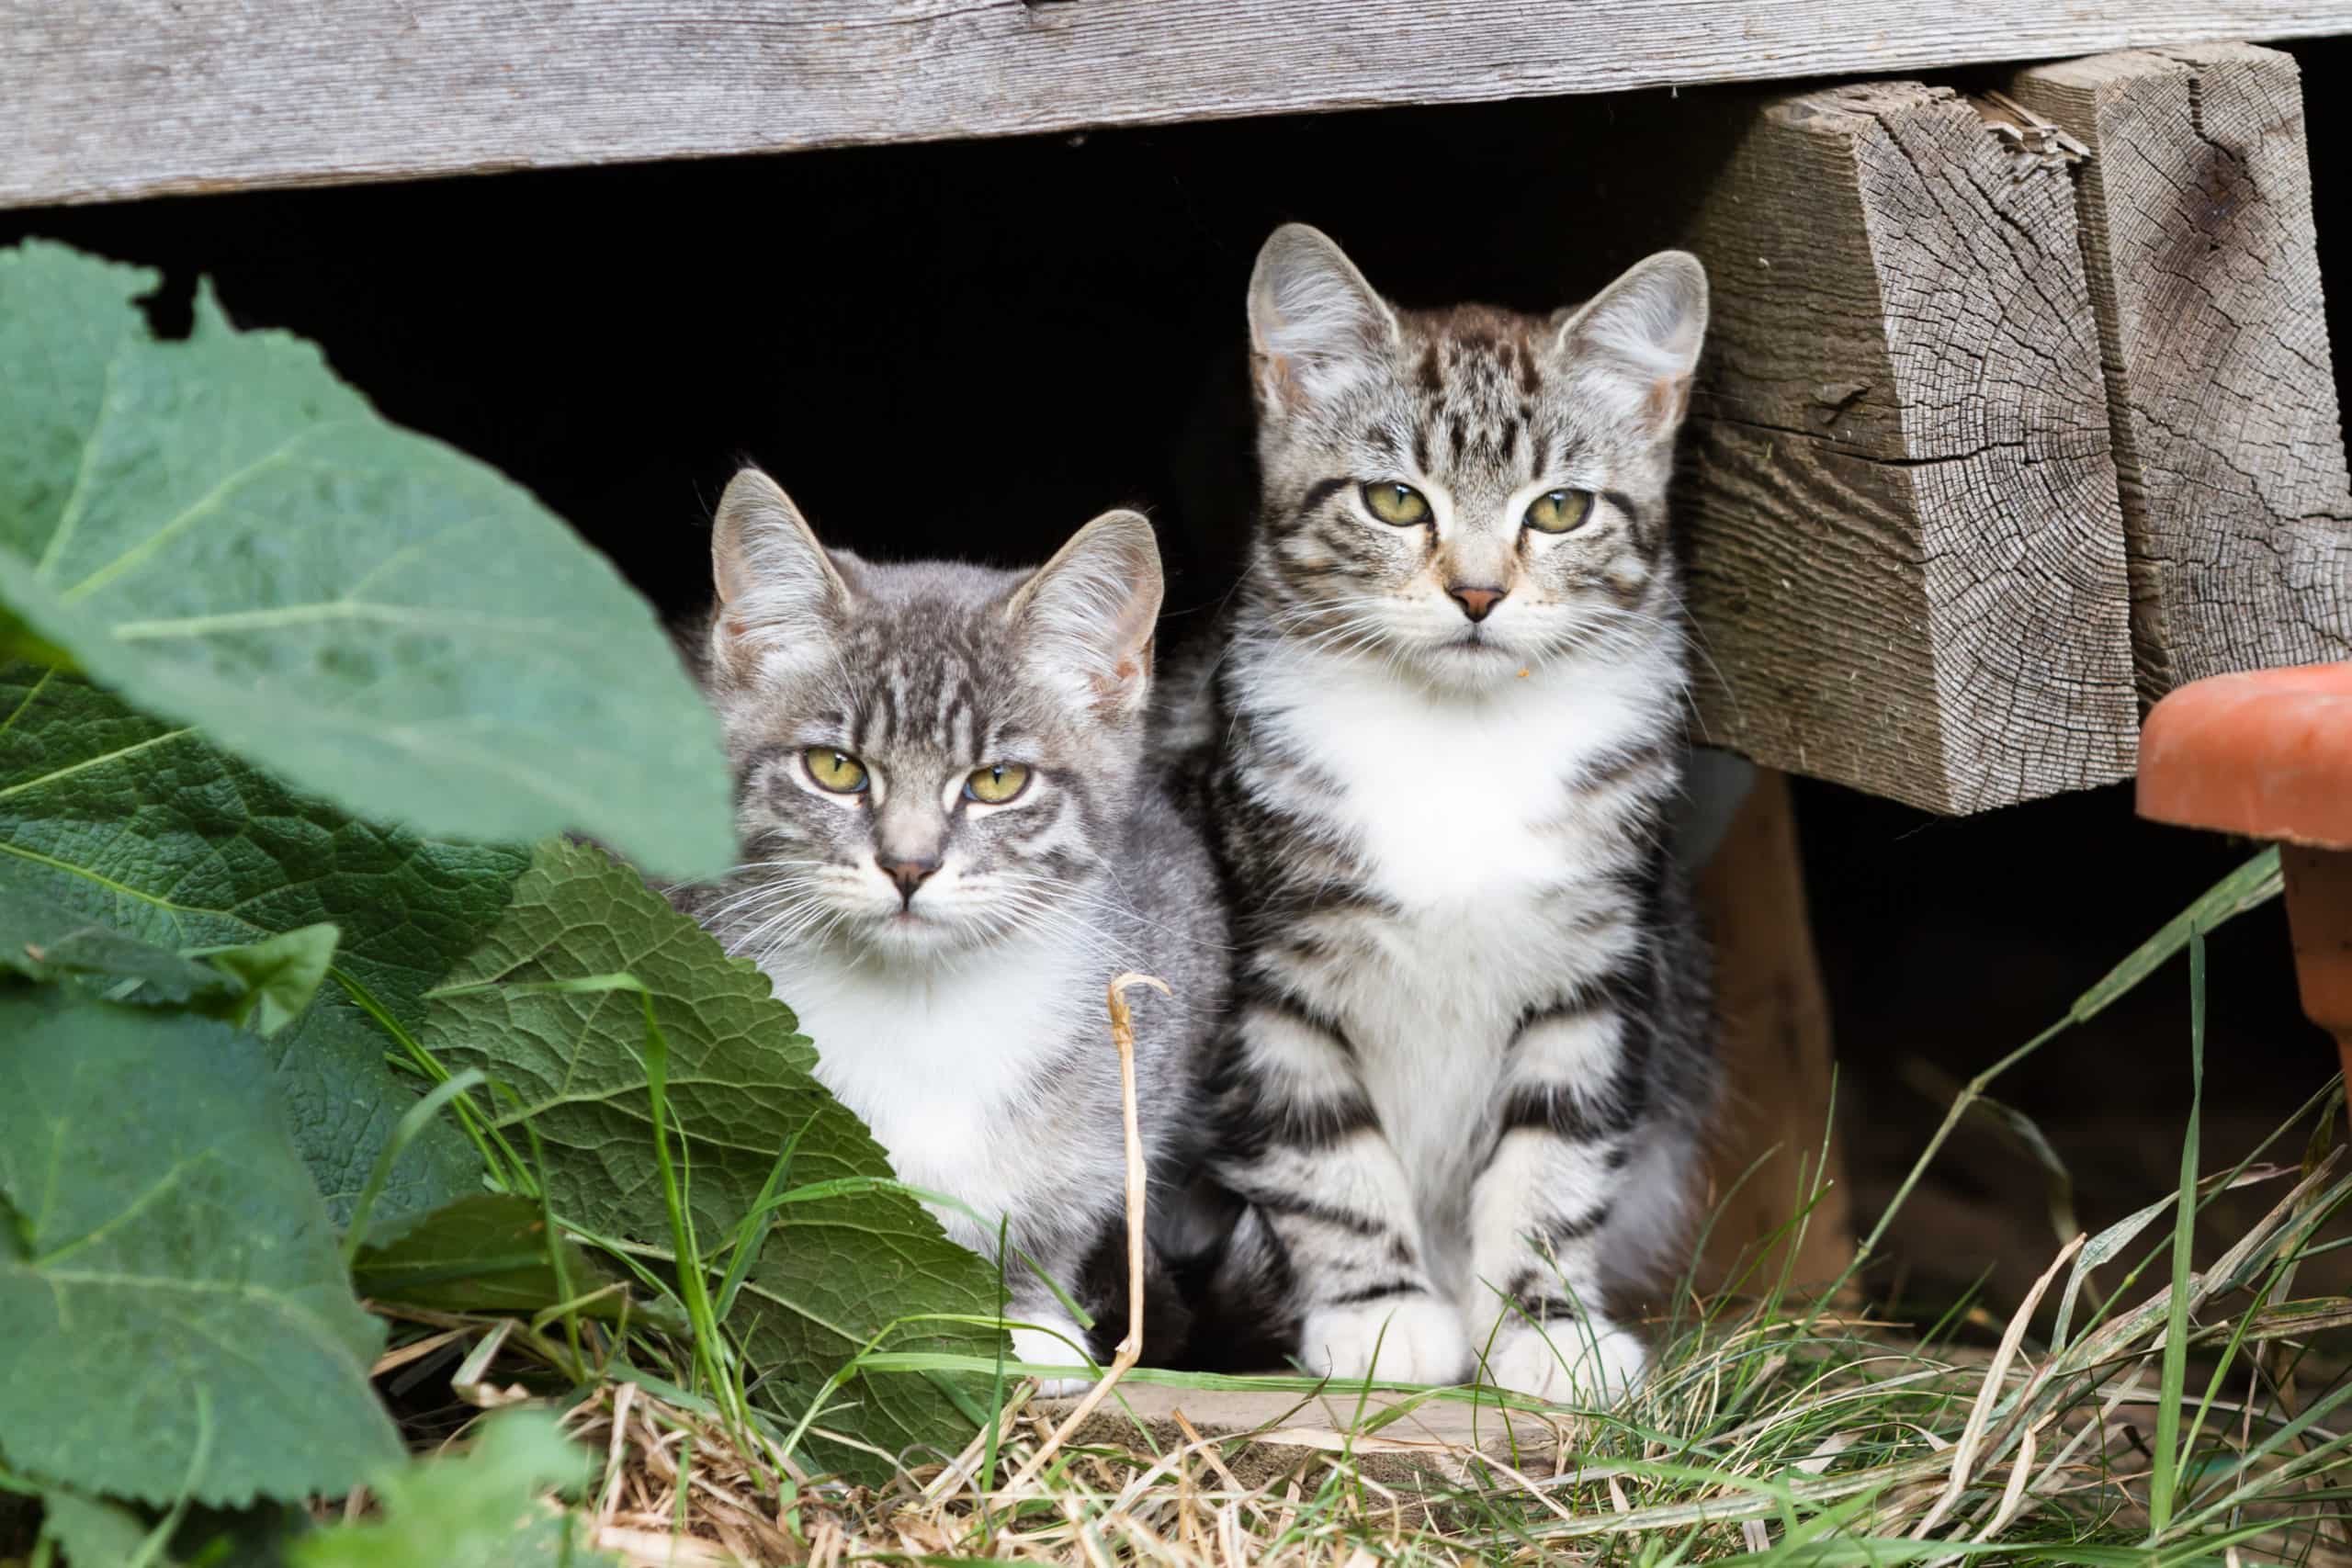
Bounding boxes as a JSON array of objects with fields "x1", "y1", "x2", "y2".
[{"x1": 1449, "y1": 584, "x2": 1506, "y2": 621}]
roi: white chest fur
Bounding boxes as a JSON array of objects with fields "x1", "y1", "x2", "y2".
[
  {"x1": 1259, "y1": 649, "x2": 1655, "y2": 907},
  {"x1": 1248, "y1": 642, "x2": 1663, "y2": 926},
  {"x1": 1242, "y1": 643, "x2": 1668, "y2": 1248},
  {"x1": 757, "y1": 935, "x2": 1090, "y2": 1255}
]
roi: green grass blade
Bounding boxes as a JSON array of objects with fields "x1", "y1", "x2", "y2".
[
  {"x1": 2069, "y1": 847, "x2": 2279, "y2": 1024},
  {"x1": 519, "y1": 1118, "x2": 586, "y2": 1382},
  {"x1": 1835, "y1": 848, "x2": 2279, "y2": 1303},
  {"x1": 2147, "y1": 920, "x2": 2207, "y2": 1536},
  {"x1": 713, "y1": 1111, "x2": 817, "y2": 1326},
  {"x1": 340, "y1": 1066, "x2": 487, "y2": 1266},
  {"x1": 334, "y1": 966, "x2": 531, "y2": 1192}
]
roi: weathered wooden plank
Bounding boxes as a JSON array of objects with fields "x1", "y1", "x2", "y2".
[
  {"x1": 1036, "y1": 1382, "x2": 1576, "y2": 1485},
  {"x1": 1678, "y1": 81, "x2": 2141, "y2": 814},
  {"x1": 8, "y1": 2, "x2": 2352, "y2": 210},
  {"x1": 2006, "y1": 44, "x2": 2352, "y2": 698}
]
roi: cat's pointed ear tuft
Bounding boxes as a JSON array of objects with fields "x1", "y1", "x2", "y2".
[
  {"x1": 1555, "y1": 250, "x2": 1710, "y2": 440},
  {"x1": 1248, "y1": 223, "x2": 1400, "y2": 414},
  {"x1": 1010, "y1": 509, "x2": 1164, "y2": 722},
  {"x1": 709, "y1": 467, "x2": 851, "y2": 679}
]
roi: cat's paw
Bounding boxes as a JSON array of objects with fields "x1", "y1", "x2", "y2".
[
  {"x1": 1012, "y1": 1322, "x2": 1098, "y2": 1398},
  {"x1": 1300, "y1": 1294, "x2": 1469, "y2": 1385},
  {"x1": 1475, "y1": 1318, "x2": 1645, "y2": 1405}
]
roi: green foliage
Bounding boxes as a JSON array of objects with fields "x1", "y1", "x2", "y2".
[
  {"x1": 0, "y1": 989, "x2": 399, "y2": 1507},
  {"x1": 203, "y1": 922, "x2": 340, "y2": 1037},
  {"x1": 0, "y1": 894, "x2": 335, "y2": 1040},
  {"x1": 0, "y1": 668, "x2": 508, "y2": 1224},
  {"x1": 288, "y1": 1412, "x2": 610, "y2": 1568},
  {"x1": 421, "y1": 839, "x2": 1007, "y2": 1479},
  {"x1": 353, "y1": 1192, "x2": 627, "y2": 1323},
  {"x1": 30, "y1": 1486, "x2": 167, "y2": 1568},
  {"x1": 0, "y1": 242, "x2": 732, "y2": 878},
  {"x1": 0, "y1": 240, "x2": 1023, "y2": 1540},
  {"x1": 0, "y1": 892, "x2": 233, "y2": 998},
  {"x1": 0, "y1": 667, "x2": 526, "y2": 1015}
]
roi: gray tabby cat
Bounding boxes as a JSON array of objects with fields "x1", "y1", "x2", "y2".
[
  {"x1": 673, "y1": 468, "x2": 1228, "y2": 1386},
  {"x1": 1166, "y1": 226, "x2": 1719, "y2": 1399}
]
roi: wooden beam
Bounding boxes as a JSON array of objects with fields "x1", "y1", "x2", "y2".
[
  {"x1": 7, "y1": 3, "x2": 2352, "y2": 210},
  {"x1": 1678, "y1": 81, "x2": 2142, "y2": 814},
  {"x1": 2006, "y1": 45, "x2": 2352, "y2": 699},
  {"x1": 1691, "y1": 771, "x2": 1852, "y2": 1295}
]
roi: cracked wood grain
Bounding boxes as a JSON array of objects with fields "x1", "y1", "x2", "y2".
[
  {"x1": 6, "y1": 2, "x2": 2352, "y2": 209},
  {"x1": 2007, "y1": 43, "x2": 2352, "y2": 700},
  {"x1": 1678, "y1": 81, "x2": 2140, "y2": 814}
]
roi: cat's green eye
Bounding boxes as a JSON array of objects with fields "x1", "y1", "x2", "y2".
[
  {"x1": 803, "y1": 747, "x2": 869, "y2": 794},
  {"x1": 1524, "y1": 489, "x2": 1595, "y2": 535},
  {"x1": 965, "y1": 762, "x2": 1031, "y2": 805},
  {"x1": 1362, "y1": 481, "x2": 1431, "y2": 527}
]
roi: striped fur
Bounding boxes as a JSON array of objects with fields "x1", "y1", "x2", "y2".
[
  {"x1": 1162, "y1": 227, "x2": 1719, "y2": 1399},
  {"x1": 674, "y1": 469, "x2": 1229, "y2": 1388}
]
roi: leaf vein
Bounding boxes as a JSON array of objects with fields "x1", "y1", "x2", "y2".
[{"x1": 59, "y1": 421, "x2": 362, "y2": 604}]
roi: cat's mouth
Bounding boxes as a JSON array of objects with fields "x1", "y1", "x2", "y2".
[
  {"x1": 855, "y1": 908, "x2": 955, "y2": 959},
  {"x1": 1436, "y1": 629, "x2": 1513, "y2": 659},
  {"x1": 1420, "y1": 628, "x2": 1529, "y2": 686},
  {"x1": 854, "y1": 899, "x2": 1003, "y2": 960}
]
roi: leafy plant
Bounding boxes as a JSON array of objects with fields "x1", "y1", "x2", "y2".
[
  {"x1": 0, "y1": 666, "x2": 516, "y2": 1227},
  {"x1": 352, "y1": 1193, "x2": 621, "y2": 1322},
  {"x1": 0, "y1": 989, "x2": 401, "y2": 1506},
  {"x1": 420, "y1": 839, "x2": 1007, "y2": 1479},
  {"x1": 0, "y1": 240, "x2": 1013, "y2": 1561},
  {"x1": 289, "y1": 1412, "x2": 610, "y2": 1568},
  {"x1": 0, "y1": 243, "x2": 732, "y2": 878}
]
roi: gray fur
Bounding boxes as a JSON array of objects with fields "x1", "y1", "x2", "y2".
[
  {"x1": 673, "y1": 469, "x2": 1229, "y2": 1375},
  {"x1": 1162, "y1": 226, "x2": 1721, "y2": 1396}
]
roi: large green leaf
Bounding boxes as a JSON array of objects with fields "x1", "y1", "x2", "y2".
[
  {"x1": 420, "y1": 839, "x2": 1005, "y2": 1481},
  {"x1": 0, "y1": 666, "x2": 509, "y2": 1224},
  {"x1": 0, "y1": 988, "x2": 401, "y2": 1506},
  {"x1": 0, "y1": 241, "x2": 732, "y2": 878}
]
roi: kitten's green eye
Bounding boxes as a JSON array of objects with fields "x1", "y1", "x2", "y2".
[
  {"x1": 1361, "y1": 481, "x2": 1431, "y2": 527},
  {"x1": 802, "y1": 748, "x2": 868, "y2": 794},
  {"x1": 964, "y1": 763, "x2": 1031, "y2": 805},
  {"x1": 1524, "y1": 489, "x2": 1595, "y2": 534}
]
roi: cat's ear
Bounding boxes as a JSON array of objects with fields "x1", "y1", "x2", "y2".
[
  {"x1": 1248, "y1": 223, "x2": 1400, "y2": 413},
  {"x1": 1008, "y1": 509, "x2": 1164, "y2": 722},
  {"x1": 1554, "y1": 250, "x2": 1710, "y2": 441},
  {"x1": 709, "y1": 467, "x2": 852, "y2": 679}
]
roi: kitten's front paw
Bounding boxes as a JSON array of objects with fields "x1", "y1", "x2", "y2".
[
  {"x1": 1301, "y1": 1294, "x2": 1469, "y2": 1385},
  {"x1": 1476, "y1": 1318, "x2": 1645, "y2": 1405},
  {"x1": 1012, "y1": 1322, "x2": 1098, "y2": 1398}
]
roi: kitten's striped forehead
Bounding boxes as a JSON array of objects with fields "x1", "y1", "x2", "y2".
[
  {"x1": 1356, "y1": 304, "x2": 1592, "y2": 493},
  {"x1": 827, "y1": 620, "x2": 1015, "y2": 761}
]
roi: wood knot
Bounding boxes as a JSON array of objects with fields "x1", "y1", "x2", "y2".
[{"x1": 1811, "y1": 381, "x2": 1870, "y2": 423}]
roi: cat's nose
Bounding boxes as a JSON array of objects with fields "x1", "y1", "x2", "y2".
[
  {"x1": 1447, "y1": 583, "x2": 1507, "y2": 622},
  {"x1": 877, "y1": 855, "x2": 941, "y2": 903}
]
